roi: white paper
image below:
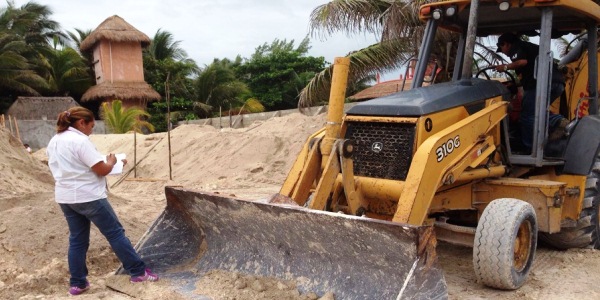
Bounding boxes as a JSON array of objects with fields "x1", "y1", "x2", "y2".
[{"x1": 105, "y1": 153, "x2": 126, "y2": 175}]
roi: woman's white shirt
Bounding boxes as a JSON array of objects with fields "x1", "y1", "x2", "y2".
[{"x1": 47, "y1": 127, "x2": 106, "y2": 203}]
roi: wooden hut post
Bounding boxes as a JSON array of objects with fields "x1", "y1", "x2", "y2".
[{"x1": 0, "y1": 114, "x2": 4, "y2": 128}]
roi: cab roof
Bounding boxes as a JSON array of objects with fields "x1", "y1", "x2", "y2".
[{"x1": 420, "y1": 0, "x2": 600, "y2": 37}]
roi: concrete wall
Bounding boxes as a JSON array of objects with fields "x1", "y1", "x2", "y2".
[
  {"x1": 10, "y1": 120, "x2": 107, "y2": 151},
  {"x1": 179, "y1": 102, "x2": 359, "y2": 129},
  {"x1": 10, "y1": 102, "x2": 358, "y2": 150}
]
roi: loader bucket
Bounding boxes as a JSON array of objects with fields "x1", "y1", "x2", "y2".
[{"x1": 134, "y1": 186, "x2": 447, "y2": 299}]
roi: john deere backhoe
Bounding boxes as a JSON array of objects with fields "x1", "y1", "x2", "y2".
[{"x1": 133, "y1": 1, "x2": 600, "y2": 299}]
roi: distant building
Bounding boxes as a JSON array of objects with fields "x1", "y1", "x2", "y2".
[
  {"x1": 7, "y1": 97, "x2": 80, "y2": 120},
  {"x1": 348, "y1": 79, "x2": 412, "y2": 102},
  {"x1": 349, "y1": 62, "x2": 441, "y2": 101},
  {"x1": 80, "y1": 15, "x2": 160, "y2": 109}
]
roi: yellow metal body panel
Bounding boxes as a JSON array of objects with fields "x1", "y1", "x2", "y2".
[
  {"x1": 430, "y1": 183, "x2": 475, "y2": 213},
  {"x1": 290, "y1": 143, "x2": 321, "y2": 205},
  {"x1": 474, "y1": 178, "x2": 565, "y2": 233},
  {"x1": 393, "y1": 99, "x2": 507, "y2": 225},
  {"x1": 530, "y1": 171, "x2": 586, "y2": 222},
  {"x1": 554, "y1": 51, "x2": 600, "y2": 120},
  {"x1": 280, "y1": 129, "x2": 325, "y2": 197},
  {"x1": 340, "y1": 155, "x2": 369, "y2": 215},
  {"x1": 309, "y1": 141, "x2": 342, "y2": 210},
  {"x1": 442, "y1": 135, "x2": 497, "y2": 185},
  {"x1": 415, "y1": 106, "x2": 471, "y2": 146}
]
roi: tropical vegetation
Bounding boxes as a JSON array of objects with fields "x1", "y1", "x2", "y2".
[
  {"x1": 235, "y1": 37, "x2": 326, "y2": 110},
  {"x1": 1, "y1": 1, "x2": 582, "y2": 133},
  {"x1": 100, "y1": 100, "x2": 155, "y2": 133},
  {"x1": 0, "y1": 1, "x2": 334, "y2": 132}
]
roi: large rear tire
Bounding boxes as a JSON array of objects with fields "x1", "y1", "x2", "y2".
[
  {"x1": 539, "y1": 152, "x2": 600, "y2": 249},
  {"x1": 473, "y1": 198, "x2": 538, "y2": 290}
]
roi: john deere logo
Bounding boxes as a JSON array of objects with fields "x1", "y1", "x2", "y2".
[{"x1": 372, "y1": 142, "x2": 383, "y2": 153}]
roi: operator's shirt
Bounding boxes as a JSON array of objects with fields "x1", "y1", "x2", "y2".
[
  {"x1": 509, "y1": 40, "x2": 539, "y2": 90},
  {"x1": 47, "y1": 127, "x2": 106, "y2": 204}
]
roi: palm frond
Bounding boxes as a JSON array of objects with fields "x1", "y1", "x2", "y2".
[
  {"x1": 299, "y1": 38, "x2": 413, "y2": 107},
  {"x1": 309, "y1": 0, "x2": 434, "y2": 41},
  {"x1": 101, "y1": 100, "x2": 154, "y2": 133},
  {"x1": 244, "y1": 98, "x2": 265, "y2": 113},
  {"x1": 309, "y1": 0, "x2": 387, "y2": 39}
]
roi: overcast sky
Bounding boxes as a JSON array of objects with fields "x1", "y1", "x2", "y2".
[{"x1": 14, "y1": 0, "x2": 403, "y2": 80}]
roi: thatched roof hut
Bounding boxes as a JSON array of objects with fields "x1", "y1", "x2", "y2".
[
  {"x1": 81, "y1": 81, "x2": 161, "y2": 105},
  {"x1": 80, "y1": 15, "x2": 150, "y2": 52},
  {"x1": 80, "y1": 15, "x2": 160, "y2": 108},
  {"x1": 7, "y1": 97, "x2": 80, "y2": 120}
]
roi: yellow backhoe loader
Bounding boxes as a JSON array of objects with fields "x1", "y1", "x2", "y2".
[{"x1": 133, "y1": 1, "x2": 600, "y2": 299}]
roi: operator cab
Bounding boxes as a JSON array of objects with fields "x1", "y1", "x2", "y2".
[{"x1": 415, "y1": 0, "x2": 599, "y2": 169}]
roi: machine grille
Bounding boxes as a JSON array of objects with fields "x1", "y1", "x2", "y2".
[{"x1": 345, "y1": 121, "x2": 415, "y2": 180}]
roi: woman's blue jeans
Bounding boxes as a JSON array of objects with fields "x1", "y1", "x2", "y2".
[{"x1": 59, "y1": 198, "x2": 146, "y2": 288}]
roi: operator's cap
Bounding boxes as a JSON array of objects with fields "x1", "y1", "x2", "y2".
[{"x1": 496, "y1": 32, "x2": 518, "y2": 52}]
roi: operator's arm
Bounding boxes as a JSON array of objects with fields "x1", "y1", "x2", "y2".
[{"x1": 495, "y1": 59, "x2": 527, "y2": 72}]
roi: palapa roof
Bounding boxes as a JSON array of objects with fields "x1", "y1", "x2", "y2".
[
  {"x1": 348, "y1": 79, "x2": 412, "y2": 101},
  {"x1": 7, "y1": 97, "x2": 80, "y2": 120},
  {"x1": 80, "y1": 15, "x2": 151, "y2": 52},
  {"x1": 81, "y1": 81, "x2": 161, "y2": 102}
]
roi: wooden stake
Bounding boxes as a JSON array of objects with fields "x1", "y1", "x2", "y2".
[
  {"x1": 166, "y1": 72, "x2": 172, "y2": 180},
  {"x1": 134, "y1": 131, "x2": 137, "y2": 178},
  {"x1": 14, "y1": 116, "x2": 21, "y2": 142},
  {"x1": 110, "y1": 137, "x2": 164, "y2": 188},
  {"x1": 0, "y1": 114, "x2": 5, "y2": 128},
  {"x1": 8, "y1": 115, "x2": 13, "y2": 134}
]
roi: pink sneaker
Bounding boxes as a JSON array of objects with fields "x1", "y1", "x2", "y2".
[
  {"x1": 130, "y1": 268, "x2": 159, "y2": 283},
  {"x1": 68, "y1": 281, "x2": 90, "y2": 296}
]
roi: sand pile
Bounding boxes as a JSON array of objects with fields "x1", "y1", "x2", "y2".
[
  {"x1": 2, "y1": 113, "x2": 600, "y2": 299},
  {"x1": 93, "y1": 112, "x2": 326, "y2": 200},
  {"x1": 0, "y1": 113, "x2": 328, "y2": 299},
  {"x1": 0, "y1": 127, "x2": 54, "y2": 199}
]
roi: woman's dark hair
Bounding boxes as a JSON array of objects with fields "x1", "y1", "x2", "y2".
[{"x1": 56, "y1": 107, "x2": 95, "y2": 133}]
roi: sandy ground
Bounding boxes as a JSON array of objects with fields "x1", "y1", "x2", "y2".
[{"x1": 1, "y1": 112, "x2": 599, "y2": 299}]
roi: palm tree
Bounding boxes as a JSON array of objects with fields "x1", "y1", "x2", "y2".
[
  {"x1": 0, "y1": 1, "x2": 67, "y2": 46},
  {"x1": 0, "y1": 33, "x2": 47, "y2": 96},
  {"x1": 299, "y1": 0, "x2": 430, "y2": 106},
  {"x1": 0, "y1": 1, "x2": 62, "y2": 98},
  {"x1": 299, "y1": 0, "x2": 505, "y2": 107},
  {"x1": 42, "y1": 46, "x2": 92, "y2": 97},
  {"x1": 66, "y1": 28, "x2": 93, "y2": 64},
  {"x1": 101, "y1": 100, "x2": 155, "y2": 134},
  {"x1": 195, "y1": 58, "x2": 250, "y2": 111},
  {"x1": 146, "y1": 29, "x2": 188, "y2": 61},
  {"x1": 143, "y1": 29, "x2": 198, "y2": 98}
]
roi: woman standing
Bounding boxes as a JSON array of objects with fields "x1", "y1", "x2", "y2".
[{"x1": 46, "y1": 107, "x2": 158, "y2": 296}]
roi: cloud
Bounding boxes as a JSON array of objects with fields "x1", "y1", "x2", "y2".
[{"x1": 19, "y1": 0, "x2": 380, "y2": 68}]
